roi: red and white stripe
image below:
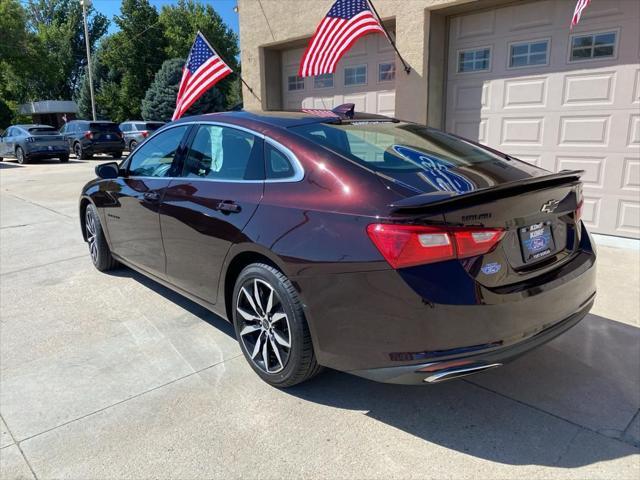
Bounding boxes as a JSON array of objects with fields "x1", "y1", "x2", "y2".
[
  {"x1": 571, "y1": 0, "x2": 591, "y2": 29},
  {"x1": 298, "y1": 10, "x2": 384, "y2": 77},
  {"x1": 172, "y1": 57, "x2": 232, "y2": 121}
]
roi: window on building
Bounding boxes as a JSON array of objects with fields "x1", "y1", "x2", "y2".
[
  {"x1": 509, "y1": 40, "x2": 549, "y2": 68},
  {"x1": 570, "y1": 31, "x2": 617, "y2": 61},
  {"x1": 457, "y1": 48, "x2": 491, "y2": 73},
  {"x1": 287, "y1": 75, "x2": 305, "y2": 91},
  {"x1": 314, "y1": 73, "x2": 334, "y2": 89},
  {"x1": 344, "y1": 65, "x2": 367, "y2": 86},
  {"x1": 378, "y1": 62, "x2": 396, "y2": 82}
]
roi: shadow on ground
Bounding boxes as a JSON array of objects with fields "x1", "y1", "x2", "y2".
[{"x1": 120, "y1": 264, "x2": 640, "y2": 468}]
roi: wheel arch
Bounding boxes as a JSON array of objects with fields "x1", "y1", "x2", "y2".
[{"x1": 79, "y1": 196, "x2": 94, "y2": 241}]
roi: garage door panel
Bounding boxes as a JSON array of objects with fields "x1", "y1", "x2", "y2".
[
  {"x1": 558, "y1": 115, "x2": 610, "y2": 147},
  {"x1": 454, "y1": 10, "x2": 496, "y2": 41},
  {"x1": 617, "y1": 200, "x2": 640, "y2": 236},
  {"x1": 500, "y1": 117, "x2": 544, "y2": 146},
  {"x1": 452, "y1": 83, "x2": 490, "y2": 111},
  {"x1": 506, "y1": 1, "x2": 554, "y2": 32},
  {"x1": 633, "y1": 69, "x2": 640, "y2": 103},
  {"x1": 503, "y1": 77, "x2": 547, "y2": 108},
  {"x1": 622, "y1": 158, "x2": 640, "y2": 191},
  {"x1": 627, "y1": 114, "x2": 640, "y2": 146},
  {"x1": 556, "y1": 156, "x2": 606, "y2": 187},
  {"x1": 562, "y1": 71, "x2": 616, "y2": 105}
]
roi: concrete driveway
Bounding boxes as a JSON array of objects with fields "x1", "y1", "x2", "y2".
[{"x1": 1, "y1": 158, "x2": 638, "y2": 479}]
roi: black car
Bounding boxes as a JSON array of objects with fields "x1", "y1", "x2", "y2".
[
  {"x1": 60, "y1": 120, "x2": 125, "y2": 160},
  {"x1": 0, "y1": 124, "x2": 69, "y2": 163},
  {"x1": 79, "y1": 108, "x2": 596, "y2": 388}
]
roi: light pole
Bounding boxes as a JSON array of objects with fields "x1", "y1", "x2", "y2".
[{"x1": 80, "y1": 0, "x2": 96, "y2": 120}]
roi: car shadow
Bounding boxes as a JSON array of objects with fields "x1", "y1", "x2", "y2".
[
  {"x1": 0, "y1": 162, "x2": 23, "y2": 169},
  {"x1": 109, "y1": 264, "x2": 639, "y2": 467},
  {"x1": 106, "y1": 266, "x2": 236, "y2": 339}
]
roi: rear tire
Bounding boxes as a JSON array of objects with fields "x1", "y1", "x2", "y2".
[
  {"x1": 74, "y1": 142, "x2": 91, "y2": 160},
  {"x1": 16, "y1": 147, "x2": 28, "y2": 164},
  {"x1": 232, "y1": 263, "x2": 322, "y2": 387},
  {"x1": 129, "y1": 140, "x2": 137, "y2": 151},
  {"x1": 85, "y1": 204, "x2": 118, "y2": 272}
]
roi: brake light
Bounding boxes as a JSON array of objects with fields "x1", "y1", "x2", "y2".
[
  {"x1": 366, "y1": 224, "x2": 505, "y2": 269},
  {"x1": 84, "y1": 131, "x2": 93, "y2": 140},
  {"x1": 140, "y1": 130, "x2": 149, "y2": 138},
  {"x1": 26, "y1": 136, "x2": 35, "y2": 143}
]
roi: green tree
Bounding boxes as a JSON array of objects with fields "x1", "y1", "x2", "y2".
[
  {"x1": 141, "y1": 58, "x2": 224, "y2": 122},
  {"x1": 158, "y1": 0, "x2": 239, "y2": 105},
  {"x1": 96, "y1": 0, "x2": 167, "y2": 121},
  {"x1": 24, "y1": 0, "x2": 109, "y2": 99}
]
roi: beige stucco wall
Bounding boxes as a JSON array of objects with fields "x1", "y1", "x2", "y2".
[{"x1": 238, "y1": 0, "x2": 476, "y2": 123}]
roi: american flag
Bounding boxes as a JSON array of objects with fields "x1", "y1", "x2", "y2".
[
  {"x1": 298, "y1": 0, "x2": 384, "y2": 77},
  {"x1": 172, "y1": 32, "x2": 232, "y2": 121},
  {"x1": 571, "y1": 0, "x2": 591, "y2": 29}
]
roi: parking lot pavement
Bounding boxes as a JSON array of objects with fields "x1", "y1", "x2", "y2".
[{"x1": 1, "y1": 158, "x2": 639, "y2": 479}]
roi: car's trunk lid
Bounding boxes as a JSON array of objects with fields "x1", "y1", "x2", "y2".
[{"x1": 387, "y1": 169, "x2": 584, "y2": 288}]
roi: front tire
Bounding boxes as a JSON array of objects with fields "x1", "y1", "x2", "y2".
[
  {"x1": 16, "y1": 147, "x2": 28, "y2": 164},
  {"x1": 232, "y1": 263, "x2": 322, "y2": 387},
  {"x1": 85, "y1": 204, "x2": 118, "y2": 271}
]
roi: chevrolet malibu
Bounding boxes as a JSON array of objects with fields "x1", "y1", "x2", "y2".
[{"x1": 78, "y1": 107, "x2": 596, "y2": 387}]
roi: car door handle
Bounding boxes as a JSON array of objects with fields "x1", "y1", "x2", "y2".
[
  {"x1": 216, "y1": 200, "x2": 241, "y2": 213},
  {"x1": 143, "y1": 191, "x2": 160, "y2": 202}
]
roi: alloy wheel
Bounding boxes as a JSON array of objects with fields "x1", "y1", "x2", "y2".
[
  {"x1": 16, "y1": 148, "x2": 24, "y2": 164},
  {"x1": 85, "y1": 209, "x2": 98, "y2": 264},
  {"x1": 236, "y1": 278, "x2": 292, "y2": 374},
  {"x1": 74, "y1": 143, "x2": 82, "y2": 158}
]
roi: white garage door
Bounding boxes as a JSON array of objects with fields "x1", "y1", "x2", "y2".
[
  {"x1": 446, "y1": 0, "x2": 640, "y2": 238},
  {"x1": 281, "y1": 32, "x2": 396, "y2": 116}
]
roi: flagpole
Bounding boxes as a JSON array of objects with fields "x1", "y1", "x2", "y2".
[
  {"x1": 197, "y1": 31, "x2": 262, "y2": 104},
  {"x1": 366, "y1": 0, "x2": 411, "y2": 74}
]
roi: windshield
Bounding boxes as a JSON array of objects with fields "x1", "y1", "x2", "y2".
[
  {"x1": 28, "y1": 127, "x2": 58, "y2": 135},
  {"x1": 290, "y1": 122, "x2": 503, "y2": 173}
]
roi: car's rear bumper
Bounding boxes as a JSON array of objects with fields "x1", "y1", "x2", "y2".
[
  {"x1": 295, "y1": 226, "x2": 597, "y2": 378},
  {"x1": 25, "y1": 148, "x2": 69, "y2": 159},
  {"x1": 348, "y1": 296, "x2": 593, "y2": 384},
  {"x1": 88, "y1": 141, "x2": 124, "y2": 153}
]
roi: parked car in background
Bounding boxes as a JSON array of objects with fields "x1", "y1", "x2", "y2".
[
  {"x1": 119, "y1": 121, "x2": 164, "y2": 152},
  {"x1": 0, "y1": 124, "x2": 69, "y2": 164},
  {"x1": 60, "y1": 120, "x2": 124, "y2": 160},
  {"x1": 79, "y1": 107, "x2": 596, "y2": 388}
]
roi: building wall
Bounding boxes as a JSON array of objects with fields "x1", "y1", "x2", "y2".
[{"x1": 238, "y1": 0, "x2": 473, "y2": 123}]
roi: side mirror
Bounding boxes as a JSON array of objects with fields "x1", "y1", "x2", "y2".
[{"x1": 95, "y1": 162, "x2": 120, "y2": 179}]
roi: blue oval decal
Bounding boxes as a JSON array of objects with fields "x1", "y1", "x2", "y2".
[{"x1": 481, "y1": 262, "x2": 502, "y2": 275}]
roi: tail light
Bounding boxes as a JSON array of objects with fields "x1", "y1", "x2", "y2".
[
  {"x1": 83, "y1": 131, "x2": 94, "y2": 140},
  {"x1": 26, "y1": 136, "x2": 35, "y2": 143},
  {"x1": 575, "y1": 200, "x2": 584, "y2": 224},
  {"x1": 140, "y1": 130, "x2": 149, "y2": 138},
  {"x1": 366, "y1": 224, "x2": 505, "y2": 269}
]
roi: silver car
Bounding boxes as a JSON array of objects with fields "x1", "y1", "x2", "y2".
[
  {"x1": 119, "y1": 121, "x2": 164, "y2": 152},
  {"x1": 0, "y1": 124, "x2": 70, "y2": 164}
]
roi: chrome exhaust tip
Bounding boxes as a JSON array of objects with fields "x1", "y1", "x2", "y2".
[{"x1": 423, "y1": 363, "x2": 503, "y2": 384}]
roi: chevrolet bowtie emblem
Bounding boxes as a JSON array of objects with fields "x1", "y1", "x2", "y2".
[{"x1": 541, "y1": 199, "x2": 560, "y2": 213}]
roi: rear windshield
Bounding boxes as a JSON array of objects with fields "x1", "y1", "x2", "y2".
[
  {"x1": 90, "y1": 122, "x2": 119, "y2": 131},
  {"x1": 28, "y1": 127, "x2": 58, "y2": 135},
  {"x1": 136, "y1": 122, "x2": 163, "y2": 131},
  {"x1": 289, "y1": 122, "x2": 501, "y2": 172}
]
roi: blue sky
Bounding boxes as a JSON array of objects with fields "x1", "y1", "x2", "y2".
[{"x1": 91, "y1": 0, "x2": 240, "y2": 35}]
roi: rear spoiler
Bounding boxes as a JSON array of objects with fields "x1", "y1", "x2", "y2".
[{"x1": 390, "y1": 170, "x2": 584, "y2": 214}]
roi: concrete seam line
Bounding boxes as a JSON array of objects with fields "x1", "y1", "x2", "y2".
[
  {"x1": 13, "y1": 354, "x2": 244, "y2": 445},
  {"x1": 621, "y1": 409, "x2": 640, "y2": 439},
  {"x1": 552, "y1": 428, "x2": 581, "y2": 467},
  {"x1": 464, "y1": 379, "x2": 640, "y2": 449},
  {"x1": 0, "y1": 255, "x2": 88, "y2": 277},
  {"x1": 4, "y1": 193, "x2": 74, "y2": 220},
  {"x1": 0, "y1": 413, "x2": 39, "y2": 480}
]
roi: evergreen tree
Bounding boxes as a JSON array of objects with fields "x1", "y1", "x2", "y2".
[{"x1": 141, "y1": 58, "x2": 224, "y2": 122}]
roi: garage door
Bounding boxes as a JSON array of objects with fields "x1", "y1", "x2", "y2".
[
  {"x1": 446, "y1": 0, "x2": 640, "y2": 238},
  {"x1": 282, "y1": 32, "x2": 396, "y2": 116}
]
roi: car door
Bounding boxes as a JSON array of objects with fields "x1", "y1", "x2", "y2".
[
  {"x1": 2, "y1": 128, "x2": 15, "y2": 156},
  {"x1": 160, "y1": 123, "x2": 265, "y2": 304},
  {"x1": 0, "y1": 128, "x2": 9, "y2": 156},
  {"x1": 104, "y1": 124, "x2": 191, "y2": 279}
]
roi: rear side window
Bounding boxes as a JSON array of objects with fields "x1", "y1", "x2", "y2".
[
  {"x1": 182, "y1": 125, "x2": 264, "y2": 181},
  {"x1": 265, "y1": 142, "x2": 295, "y2": 179},
  {"x1": 120, "y1": 123, "x2": 131, "y2": 132},
  {"x1": 128, "y1": 125, "x2": 189, "y2": 177}
]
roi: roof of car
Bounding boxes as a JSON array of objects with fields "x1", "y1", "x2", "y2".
[
  {"x1": 173, "y1": 109, "x2": 395, "y2": 129},
  {"x1": 15, "y1": 124, "x2": 53, "y2": 129}
]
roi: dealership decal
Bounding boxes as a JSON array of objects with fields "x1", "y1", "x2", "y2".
[{"x1": 481, "y1": 262, "x2": 502, "y2": 275}]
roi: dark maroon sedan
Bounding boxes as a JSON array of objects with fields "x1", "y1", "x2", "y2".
[{"x1": 79, "y1": 107, "x2": 596, "y2": 387}]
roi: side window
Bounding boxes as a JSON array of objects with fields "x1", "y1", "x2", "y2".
[
  {"x1": 120, "y1": 124, "x2": 130, "y2": 132},
  {"x1": 265, "y1": 142, "x2": 295, "y2": 180},
  {"x1": 128, "y1": 125, "x2": 189, "y2": 177},
  {"x1": 182, "y1": 125, "x2": 264, "y2": 181}
]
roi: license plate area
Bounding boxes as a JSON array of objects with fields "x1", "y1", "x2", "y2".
[{"x1": 519, "y1": 221, "x2": 556, "y2": 263}]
